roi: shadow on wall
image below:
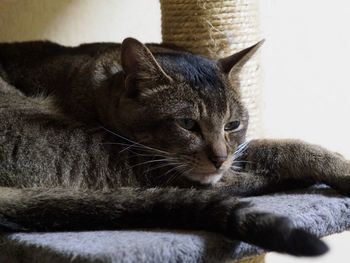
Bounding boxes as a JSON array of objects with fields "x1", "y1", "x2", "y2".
[
  {"x1": 0, "y1": 0, "x2": 72, "y2": 42},
  {"x1": 0, "y1": 0, "x2": 161, "y2": 45}
]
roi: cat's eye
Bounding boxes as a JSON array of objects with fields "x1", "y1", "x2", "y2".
[
  {"x1": 177, "y1": 118, "x2": 198, "y2": 131},
  {"x1": 224, "y1": 120, "x2": 241, "y2": 132}
]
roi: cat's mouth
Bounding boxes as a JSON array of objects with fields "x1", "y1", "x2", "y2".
[{"x1": 186, "y1": 170, "x2": 224, "y2": 185}]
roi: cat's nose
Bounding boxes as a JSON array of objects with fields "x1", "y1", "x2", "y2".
[{"x1": 209, "y1": 156, "x2": 227, "y2": 169}]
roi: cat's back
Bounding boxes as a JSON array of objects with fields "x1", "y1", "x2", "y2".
[
  {"x1": 0, "y1": 40, "x2": 180, "y2": 63},
  {"x1": 0, "y1": 41, "x2": 121, "y2": 96},
  {"x1": 0, "y1": 41, "x2": 122, "y2": 77},
  {"x1": 0, "y1": 40, "x2": 180, "y2": 86},
  {"x1": 0, "y1": 41, "x2": 67, "y2": 63},
  {"x1": 0, "y1": 41, "x2": 121, "y2": 61}
]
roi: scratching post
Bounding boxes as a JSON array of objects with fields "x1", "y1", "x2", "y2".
[{"x1": 160, "y1": 0, "x2": 263, "y2": 139}]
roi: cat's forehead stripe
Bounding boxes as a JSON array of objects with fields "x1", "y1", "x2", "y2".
[
  {"x1": 153, "y1": 52, "x2": 230, "y2": 118},
  {"x1": 155, "y1": 53, "x2": 223, "y2": 91}
]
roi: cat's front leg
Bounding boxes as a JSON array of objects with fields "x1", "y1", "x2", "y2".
[{"x1": 237, "y1": 139, "x2": 350, "y2": 193}]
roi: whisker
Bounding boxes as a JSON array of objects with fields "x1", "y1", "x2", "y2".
[
  {"x1": 163, "y1": 165, "x2": 186, "y2": 186},
  {"x1": 163, "y1": 164, "x2": 187, "y2": 179},
  {"x1": 129, "y1": 158, "x2": 178, "y2": 169},
  {"x1": 233, "y1": 171, "x2": 250, "y2": 176},
  {"x1": 134, "y1": 152, "x2": 176, "y2": 159},
  {"x1": 100, "y1": 126, "x2": 170, "y2": 155},
  {"x1": 100, "y1": 140, "x2": 178, "y2": 165},
  {"x1": 144, "y1": 162, "x2": 176, "y2": 173},
  {"x1": 232, "y1": 160, "x2": 254, "y2": 164},
  {"x1": 119, "y1": 142, "x2": 140, "y2": 154},
  {"x1": 102, "y1": 141, "x2": 164, "y2": 155},
  {"x1": 233, "y1": 140, "x2": 251, "y2": 160},
  {"x1": 99, "y1": 141, "x2": 146, "y2": 156},
  {"x1": 163, "y1": 166, "x2": 181, "y2": 177},
  {"x1": 170, "y1": 164, "x2": 191, "y2": 184},
  {"x1": 99, "y1": 126, "x2": 192, "y2": 183},
  {"x1": 150, "y1": 161, "x2": 185, "y2": 173},
  {"x1": 230, "y1": 168, "x2": 250, "y2": 175},
  {"x1": 164, "y1": 171, "x2": 181, "y2": 186}
]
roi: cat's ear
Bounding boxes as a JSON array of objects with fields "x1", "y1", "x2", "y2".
[
  {"x1": 121, "y1": 37, "x2": 173, "y2": 97},
  {"x1": 218, "y1": 40, "x2": 265, "y2": 75}
]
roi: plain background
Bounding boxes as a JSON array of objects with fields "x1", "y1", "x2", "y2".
[
  {"x1": 261, "y1": 1, "x2": 350, "y2": 262},
  {"x1": 0, "y1": 0, "x2": 349, "y2": 262}
]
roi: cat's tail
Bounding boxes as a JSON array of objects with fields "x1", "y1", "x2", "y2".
[{"x1": 0, "y1": 187, "x2": 327, "y2": 257}]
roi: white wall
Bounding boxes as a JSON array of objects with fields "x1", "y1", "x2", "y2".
[
  {"x1": 1, "y1": 1, "x2": 349, "y2": 262},
  {"x1": 260, "y1": 1, "x2": 350, "y2": 262},
  {"x1": 0, "y1": 0, "x2": 161, "y2": 44},
  {"x1": 260, "y1": 0, "x2": 350, "y2": 158}
]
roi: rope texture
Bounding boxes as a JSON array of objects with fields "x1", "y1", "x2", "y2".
[
  {"x1": 160, "y1": 0, "x2": 263, "y2": 138},
  {"x1": 233, "y1": 254, "x2": 265, "y2": 263}
]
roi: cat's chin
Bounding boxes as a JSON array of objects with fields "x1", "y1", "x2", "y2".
[{"x1": 186, "y1": 171, "x2": 223, "y2": 185}]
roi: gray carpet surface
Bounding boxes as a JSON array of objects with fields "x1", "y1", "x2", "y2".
[{"x1": 1, "y1": 186, "x2": 349, "y2": 263}]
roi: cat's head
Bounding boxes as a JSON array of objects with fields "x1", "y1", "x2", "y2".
[{"x1": 112, "y1": 37, "x2": 263, "y2": 185}]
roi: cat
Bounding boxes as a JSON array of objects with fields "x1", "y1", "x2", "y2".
[{"x1": 0, "y1": 37, "x2": 349, "y2": 257}]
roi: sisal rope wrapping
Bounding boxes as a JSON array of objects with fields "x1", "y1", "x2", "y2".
[
  {"x1": 232, "y1": 254, "x2": 265, "y2": 263},
  {"x1": 160, "y1": 0, "x2": 263, "y2": 139}
]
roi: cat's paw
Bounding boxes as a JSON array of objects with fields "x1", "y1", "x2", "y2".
[{"x1": 221, "y1": 201, "x2": 328, "y2": 256}]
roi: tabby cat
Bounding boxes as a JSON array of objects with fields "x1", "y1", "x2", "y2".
[{"x1": 0, "y1": 37, "x2": 349, "y2": 257}]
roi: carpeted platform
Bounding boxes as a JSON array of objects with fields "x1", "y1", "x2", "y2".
[{"x1": 1, "y1": 186, "x2": 349, "y2": 263}]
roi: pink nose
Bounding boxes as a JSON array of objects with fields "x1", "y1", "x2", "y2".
[{"x1": 209, "y1": 156, "x2": 227, "y2": 169}]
